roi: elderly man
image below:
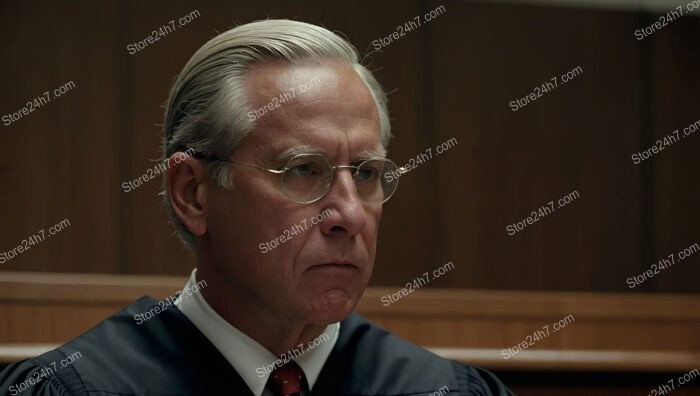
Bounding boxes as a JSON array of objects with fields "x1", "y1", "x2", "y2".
[{"x1": 0, "y1": 20, "x2": 512, "y2": 395}]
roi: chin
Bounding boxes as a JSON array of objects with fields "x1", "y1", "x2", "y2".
[{"x1": 303, "y1": 288, "x2": 361, "y2": 324}]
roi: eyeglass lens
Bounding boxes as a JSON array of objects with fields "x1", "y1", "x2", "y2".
[{"x1": 280, "y1": 155, "x2": 398, "y2": 204}]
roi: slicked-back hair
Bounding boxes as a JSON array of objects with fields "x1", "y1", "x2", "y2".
[{"x1": 161, "y1": 19, "x2": 391, "y2": 250}]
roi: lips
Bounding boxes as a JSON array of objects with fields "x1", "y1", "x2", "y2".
[
  {"x1": 316, "y1": 263, "x2": 354, "y2": 268},
  {"x1": 322, "y1": 260, "x2": 353, "y2": 266},
  {"x1": 311, "y1": 260, "x2": 357, "y2": 269}
]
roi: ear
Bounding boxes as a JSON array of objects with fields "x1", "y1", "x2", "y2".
[{"x1": 166, "y1": 153, "x2": 210, "y2": 237}]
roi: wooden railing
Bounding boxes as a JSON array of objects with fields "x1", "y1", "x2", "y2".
[{"x1": 1, "y1": 272, "x2": 699, "y2": 374}]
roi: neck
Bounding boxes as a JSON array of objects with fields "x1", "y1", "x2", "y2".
[{"x1": 196, "y1": 265, "x2": 329, "y2": 357}]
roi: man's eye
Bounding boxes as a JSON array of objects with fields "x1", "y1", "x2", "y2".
[
  {"x1": 289, "y1": 163, "x2": 318, "y2": 177},
  {"x1": 357, "y1": 167, "x2": 378, "y2": 181}
]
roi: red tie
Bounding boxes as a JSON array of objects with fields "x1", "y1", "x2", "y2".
[{"x1": 267, "y1": 361, "x2": 305, "y2": 396}]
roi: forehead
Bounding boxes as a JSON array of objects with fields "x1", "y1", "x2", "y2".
[{"x1": 241, "y1": 60, "x2": 382, "y2": 159}]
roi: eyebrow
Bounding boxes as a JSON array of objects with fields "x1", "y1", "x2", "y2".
[
  {"x1": 276, "y1": 145, "x2": 324, "y2": 162},
  {"x1": 275, "y1": 144, "x2": 387, "y2": 162},
  {"x1": 358, "y1": 146, "x2": 387, "y2": 159}
]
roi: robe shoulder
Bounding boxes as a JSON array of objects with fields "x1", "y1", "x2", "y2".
[
  {"x1": 0, "y1": 349, "x2": 81, "y2": 396},
  {"x1": 313, "y1": 312, "x2": 514, "y2": 396},
  {"x1": 0, "y1": 298, "x2": 512, "y2": 395},
  {"x1": 0, "y1": 296, "x2": 249, "y2": 396}
]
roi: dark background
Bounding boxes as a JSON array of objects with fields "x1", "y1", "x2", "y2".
[{"x1": 1, "y1": 0, "x2": 698, "y2": 293}]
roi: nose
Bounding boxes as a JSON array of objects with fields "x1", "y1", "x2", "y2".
[{"x1": 318, "y1": 168, "x2": 368, "y2": 237}]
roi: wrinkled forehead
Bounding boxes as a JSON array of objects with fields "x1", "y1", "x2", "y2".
[{"x1": 241, "y1": 61, "x2": 382, "y2": 161}]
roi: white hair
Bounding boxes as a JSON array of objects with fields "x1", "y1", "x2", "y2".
[{"x1": 161, "y1": 19, "x2": 392, "y2": 250}]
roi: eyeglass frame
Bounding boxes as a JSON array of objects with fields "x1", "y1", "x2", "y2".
[{"x1": 180, "y1": 146, "x2": 403, "y2": 205}]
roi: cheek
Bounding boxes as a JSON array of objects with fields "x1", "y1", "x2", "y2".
[
  {"x1": 207, "y1": 196, "x2": 236, "y2": 238},
  {"x1": 207, "y1": 191, "x2": 269, "y2": 259},
  {"x1": 367, "y1": 207, "x2": 382, "y2": 237},
  {"x1": 209, "y1": 180, "x2": 296, "y2": 243},
  {"x1": 242, "y1": 207, "x2": 317, "y2": 260},
  {"x1": 363, "y1": 210, "x2": 382, "y2": 256}
]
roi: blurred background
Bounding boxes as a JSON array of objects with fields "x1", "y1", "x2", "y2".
[
  {"x1": 1, "y1": 0, "x2": 699, "y2": 394},
  {"x1": 2, "y1": 0, "x2": 699, "y2": 292}
]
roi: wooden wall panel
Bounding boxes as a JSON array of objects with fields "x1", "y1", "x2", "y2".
[
  {"x1": 358, "y1": 2, "x2": 441, "y2": 287},
  {"x1": 649, "y1": 16, "x2": 700, "y2": 293},
  {"x1": 0, "y1": 0, "x2": 698, "y2": 295},
  {"x1": 429, "y1": 2, "x2": 646, "y2": 291},
  {"x1": 0, "y1": 1, "x2": 122, "y2": 273},
  {"x1": 119, "y1": 1, "x2": 210, "y2": 275},
  {"x1": 1, "y1": 273, "x2": 698, "y2": 374}
]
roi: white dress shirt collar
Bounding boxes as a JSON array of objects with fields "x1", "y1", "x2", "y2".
[{"x1": 174, "y1": 269, "x2": 339, "y2": 396}]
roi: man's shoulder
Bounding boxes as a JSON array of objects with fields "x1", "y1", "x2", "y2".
[
  {"x1": 318, "y1": 312, "x2": 512, "y2": 396},
  {"x1": 0, "y1": 296, "x2": 246, "y2": 396},
  {"x1": 339, "y1": 311, "x2": 448, "y2": 366}
]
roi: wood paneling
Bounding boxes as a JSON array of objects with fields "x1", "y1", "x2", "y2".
[
  {"x1": 1, "y1": 273, "x2": 698, "y2": 369},
  {"x1": 0, "y1": 0, "x2": 698, "y2": 294},
  {"x1": 360, "y1": 287, "x2": 700, "y2": 353},
  {"x1": 0, "y1": 1, "x2": 122, "y2": 273},
  {"x1": 649, "y1": 14, "x2": 700, "y2": 293},
  {"x1": 428, "y1": 2, "x2": 647, "y2": 291},
  {"x1": 2, "y1": 272, "x2": 698, "y2": 394}
]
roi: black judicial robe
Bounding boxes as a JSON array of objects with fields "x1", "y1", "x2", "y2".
[{"x1": 0, "y1": 296, "x2": 513, "y2": 395}]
